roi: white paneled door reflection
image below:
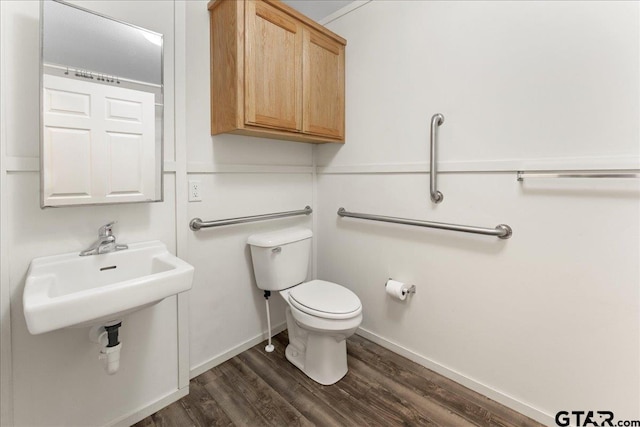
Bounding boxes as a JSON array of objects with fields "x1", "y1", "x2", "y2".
[{"x1": 42, "y1": 74, "x2": 155, "y2": 206}]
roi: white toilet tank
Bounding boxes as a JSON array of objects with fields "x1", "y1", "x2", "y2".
[{"x1": 247, "y1": 227, "x2": 312, "y2": 291}]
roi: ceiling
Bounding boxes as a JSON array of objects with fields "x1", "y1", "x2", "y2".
[{"x1": 281, "y1": 0, "x2": 354, "y2": 22}]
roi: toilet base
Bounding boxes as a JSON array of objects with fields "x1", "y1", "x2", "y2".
[{"x1": 284, "y1": 308, "x2": 349, "y2": 385}]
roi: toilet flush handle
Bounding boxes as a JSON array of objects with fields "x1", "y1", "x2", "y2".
[{"x1": 272, "y1": 247, "x2": 282, "y2": 253}]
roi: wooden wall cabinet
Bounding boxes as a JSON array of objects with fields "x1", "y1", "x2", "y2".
[{"x1": 208, "y1": 0, "x2": 346, "y2": 144}]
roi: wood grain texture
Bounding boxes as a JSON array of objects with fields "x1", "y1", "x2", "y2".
[
  {"x1": 208, "y1": 0, "x2": 345, "y2": 144},
  {"x1": 180, "y1": 376, "x2": 233, "y2": 426},
  {"x1": 209, "y1": 0, "x2": 241, "y2": 134},
  {"x1": 245, "y1": 0, "x2": 302, "y2": 131},
  {"x1": 209, "y1": 0, "x2": 346, "y2": 46},
  {"x1": 262, "y1": 0, "x2": 347, "y2": 45},
  {"x1": 134, "y1": 331, "x2": 544, "y2": 427},
  {"x1": 302, "y1": 28, "x2": 345, "y2": 140},
  {"x1": 231, "y1": 126, "x2": 342, "y2": 143}
]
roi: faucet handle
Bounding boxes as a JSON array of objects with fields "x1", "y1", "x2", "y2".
[{"x1": 98, "y1": 221, "x2": 117, "y2": 237}]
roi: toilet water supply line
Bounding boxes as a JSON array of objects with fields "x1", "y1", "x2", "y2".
[{"x1": 264, "y1": 291, "x2": 275, "y2": 352}]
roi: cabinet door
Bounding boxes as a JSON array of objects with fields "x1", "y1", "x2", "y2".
[
  {"x1": 303, "y1": 28, "x2": 345, "y2": 140},
  {"x1": 245, "y1": 1, "x2": 302, "y2": 131}
]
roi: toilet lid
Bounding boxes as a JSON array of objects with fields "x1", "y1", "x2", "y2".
[{"x1": 289, "y1": 280, "x2": 361, "y2": 319}]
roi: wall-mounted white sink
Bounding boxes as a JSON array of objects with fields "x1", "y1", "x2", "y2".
[{"x1": 23, "y1": 241, "x2": 194, "y2": 334}]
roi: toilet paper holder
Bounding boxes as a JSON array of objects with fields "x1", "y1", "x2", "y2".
[{"x1": 386, "y1": 278, "x2": 416, "y2": 296}]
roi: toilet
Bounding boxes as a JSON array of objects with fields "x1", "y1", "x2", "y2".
[{"x1": 248, "y1": 227, "x2": 362, "y2": 385}]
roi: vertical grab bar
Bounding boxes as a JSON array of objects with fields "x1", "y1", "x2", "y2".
[{"x1": 430, "y1": 113, "x2": 445, "y2": 203}]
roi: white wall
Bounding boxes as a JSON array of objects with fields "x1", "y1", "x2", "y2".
[
  {"x1": 318, "y1": 0, "x2": 639, "y2": 170},
  {"x1": 318, "y1": 1, "x2": 640, "y2": 424},
  {"x1": 0, "y1": 2, "x2": 184, "y2": 425},
  {"x1": 2, "y1": 0, "x2": 638, "y2": 425},
  {"x1": 0, "y1": 0, "x2": 317, "y2": 425},
  {"x1": 183, "y1": 0, "x2": 314, "y2": 376}
]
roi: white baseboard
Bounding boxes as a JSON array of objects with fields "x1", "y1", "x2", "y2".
[
  {"x1": 105, "y1": 324, "x2": 551, "y2": 426},
  {"x1": 109, "y1": 386, "x2": 189, "y2": 427},
  {"x1": 355, "y1": 327, "x2": 553, "y2": 426},
  {"x1": 189, "y1": 322, "x2": 287, "y2": 379},
  {"x1": 69, "y1": 322, "x2": 286, "y2": 427}
]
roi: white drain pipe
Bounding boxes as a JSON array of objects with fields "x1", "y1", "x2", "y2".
[
  {"x1": 99, "y1": 343, "x2": 122, "y2": 375},
  {"x1": 89, "y1": 321, "x2": 123, "y2": 375}
]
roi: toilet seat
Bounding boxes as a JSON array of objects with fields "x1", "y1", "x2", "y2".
[{"x1": 288, "y1": 280, "x2": 362, "y2": 320}]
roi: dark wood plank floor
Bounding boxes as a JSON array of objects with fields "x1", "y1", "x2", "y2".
[{"x1": 134, "y1": 331, "x2": 543, "y2": 427}]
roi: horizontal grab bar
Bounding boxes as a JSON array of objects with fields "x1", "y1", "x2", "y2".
[
  {"x1": 517, "y1": 170, "x2": 640, "y2": 181},
  {"x1": 190, "y1": 206, "x2": 312, "y2": 231},
  {"x1": 337, "y1": 207, "x2": 512, "y2": 239}
]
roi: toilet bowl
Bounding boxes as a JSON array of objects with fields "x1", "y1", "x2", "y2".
[
  {"x1": 247, "y1": 228, "x2": 362, "y2": 385},
  {"x1": 280, "y1": 280, "x2": 362, "y2": 385}
]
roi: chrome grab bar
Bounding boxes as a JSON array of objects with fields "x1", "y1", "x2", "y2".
[
  {"x1": 430, "y1": 113, "x2": 445, "y2": 203},
  {"x1": 190, "y1": 206, "x2": 312, "y2": 231},
  {"x1": 337, "y1": 207, "x2": 512, "y2": 239},
  {"x1": 517, "y1": 170, "x2": 640, "y2": 181}
]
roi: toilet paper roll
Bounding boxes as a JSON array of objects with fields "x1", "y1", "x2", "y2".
[{"x1": 385, "y1": 279, "x2": 409, "y2": 301}]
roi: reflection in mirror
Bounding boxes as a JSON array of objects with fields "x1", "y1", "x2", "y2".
[{"x1": 40, "y1": 0, "x2": 163, "y2": 207}]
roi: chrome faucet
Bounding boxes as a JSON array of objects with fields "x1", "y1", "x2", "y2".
[{"x1": 79, "y1": 222, "x2": 128, "y2": 256}]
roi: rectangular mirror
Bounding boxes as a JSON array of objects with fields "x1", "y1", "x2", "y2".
[{"x1": 40, "y1": 0, "x2": 164, "y2": 207}]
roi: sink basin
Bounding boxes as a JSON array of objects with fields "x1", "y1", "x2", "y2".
[{"x1": 23, "y1": 240, "x2": 194, "y2": 334}]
